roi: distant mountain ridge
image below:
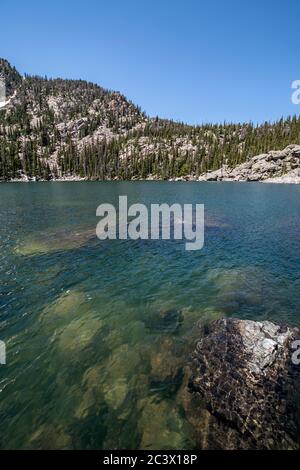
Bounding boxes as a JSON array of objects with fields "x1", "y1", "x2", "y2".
[{"x1": 1, "y1": 58, "x2": 300, "y2": 182}]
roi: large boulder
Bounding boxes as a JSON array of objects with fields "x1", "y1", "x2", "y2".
[
  {"x1": 188, "y1": 318, "x2": 300, "y2": 449},
  {"x1": 198, "y1": 145, "x2": 300, "y2": 183}
]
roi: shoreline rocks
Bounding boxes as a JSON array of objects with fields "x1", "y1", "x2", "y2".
[
  {"x1": 187, "y1": 318, "x2": 300, "y2": 449},
  {"x1": 198, "y1": 145, "x2": 300, "y2": 184}
]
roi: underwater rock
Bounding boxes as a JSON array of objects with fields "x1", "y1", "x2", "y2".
[
  {"x1": 54, "y1": 314, "x2": 103, "y2": 353},
  {"x1": 181, "y1": 306, "x2": 224, "y2": 333},
  {"x1": 176, "y1": 366, "x2": 222, "y2": 449},
  {"x1": 188, "y1": 318, "x2": 300, "y2": 450},
  {"x1": 146, "y1": 308, "x2": 183, "y2": 334},
  {"x1": 106, "y1": 344, "x2": 141, "y2": 379},
  {"x1": 150, "y1": 337, "x2": 183, "y2": 387},
  {"x1": 105, "y1": 320, "x2": 146, "y2": 352},
  {"x1": 207, "y1": 266, "x2": 265, "y2": 311},
  {"x1": 159, "y1": 308, "x2": 183, "y2": 331},
  {"x1": 27, "y1": 424, "x2": 72, "y2": 450},
  {"x1": 15, "y1": 227, "x2": 96, "y2": 256},
  {"x1": 103, "y1": 379, "x2": 129, "y2": 410},
  {"x1": 102, "y1": 344, "x2": 141, "y2": 410},
  {"x1": 138, "y1": 399, "x2": 193, "y2": 450},
  {"x1": 74, "y1": 365, "x2": 104, "y2": 419},
  {"x1": 41, "y1": 290, "x2": 86, "y2": 321}
]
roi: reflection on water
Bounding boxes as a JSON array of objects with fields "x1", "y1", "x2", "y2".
[{"x1": 0, "y1": 181, "x2": 300, "y2": 449}]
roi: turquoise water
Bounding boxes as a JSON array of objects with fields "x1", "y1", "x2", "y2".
[{"x1": 0, "y1": 181, "x2": 300, "y2": 449}]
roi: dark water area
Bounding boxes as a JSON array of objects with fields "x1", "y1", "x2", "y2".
[{"x1": 0, "y1": 181, "x2": 299, "y2": 449}]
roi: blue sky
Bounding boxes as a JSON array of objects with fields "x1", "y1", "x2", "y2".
[{"x1": 1, "y1": 0, "x2": 300, "y2": 124}]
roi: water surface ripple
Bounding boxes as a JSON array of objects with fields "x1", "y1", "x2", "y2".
[{"x1": 0, "y1": 181, "x2": 299, "y2": 449}]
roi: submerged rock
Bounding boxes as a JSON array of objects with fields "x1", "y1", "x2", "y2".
[
  {"x1": 103, "y1": 379, "x2": 129, "y2": 410},
  {"x1": 102, "y1": 344, "x2": 141, "y2": 410},
  {"x1": 40, "y1": 290, "x2": 86, "y2": 322},
  {"x1": 146, "y1": 308, "x2": 183, "y2": 334},
  {"x1": 54, "y1": 313, "x2": 103, "y2": 354},
  {"x1": 14, "y1": 227, "x2": 96, "y2": 256},
  {"x1": 74, "y1": 365, "x2": 104, "y2": 419},
  {"x1": 27, "y1": 424, "x2": 72, "y2": 450},
  {"x1": 150, "y1": 337, "x2": 183, "y2": 388},
  {"x1": 188, "y1": 318, "x2": 300, "y2": 449},
  {"x1": 138, "y1": 399, "x2": 193, "y2": 450}
]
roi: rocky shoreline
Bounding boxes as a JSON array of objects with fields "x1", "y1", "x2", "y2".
[
  {"x1": 184, "y1": 318, "x2": 300, "y2": 450},
  {"x1": 1, "y1": 144, "x2": 300, "y2": 184},
  {"x1": 197, "y1": 144, "x2": 300, "y2": 184}
]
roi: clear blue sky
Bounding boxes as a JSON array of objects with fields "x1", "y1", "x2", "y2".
[{"x1": 1, "y1": 0, "x2": 300, "y2": 124}]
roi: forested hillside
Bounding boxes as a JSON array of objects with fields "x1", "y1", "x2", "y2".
[{"x1": 1, "y1": 58, "x2": 300, "y2": 181}]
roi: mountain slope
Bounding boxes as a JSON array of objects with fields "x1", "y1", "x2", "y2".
[
  {"x1": 1, "y1": 59, "x2": 300, "y2": 181},
  {"x1": 0, "y1": 58, "x2": 23, "y2": 98}
]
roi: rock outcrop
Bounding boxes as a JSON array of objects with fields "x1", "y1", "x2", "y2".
[
  {"x1": 187, "y1": 318, "x2": 300, "y2": 449},
  {"x1": 198, "y1": 145, "x2": 300, "y2": 183}
]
